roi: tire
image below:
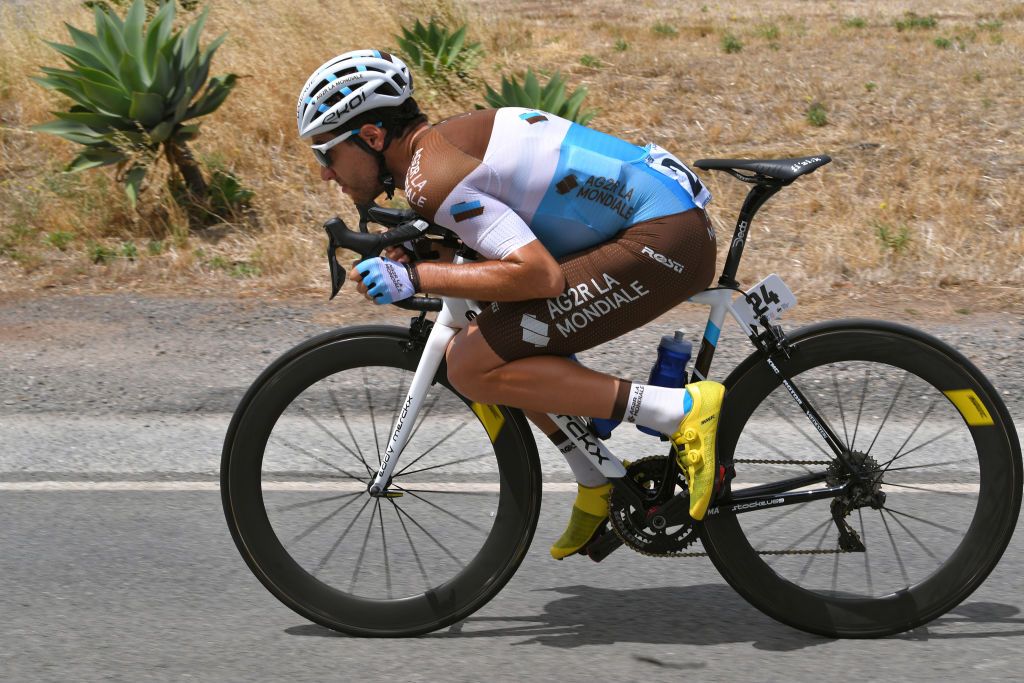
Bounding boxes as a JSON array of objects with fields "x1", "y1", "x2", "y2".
[
  {"x1": 701, "y1": 319, "x2": 1022, "y2": 638},
  {"x1": 221, "y1": 325, "x2": 542, "y2": 637}
]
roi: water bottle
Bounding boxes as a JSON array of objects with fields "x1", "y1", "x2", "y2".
[
  {"x1": 587, "y1": 330, "x2": 692, "y2": 439},
  {"x1": 636, "y1": 330, "x2": 692, "y2": 436}
]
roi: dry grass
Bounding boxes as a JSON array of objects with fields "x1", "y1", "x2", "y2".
[{"x1": 1, "y1": 0, "x2": 1022, "y2": 306}]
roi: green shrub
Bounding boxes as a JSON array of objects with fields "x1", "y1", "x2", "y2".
[
  {"x1": 120, "y1": 241, "x2": 138, "y2": 260},
  {"x1": 147, "y1": 239, "x2": 164, "y2": 255},
  {"x1": 579, "y1": 54, "x2": 602, "y2": 68},
  {"x1": 806, "y1": 101, "x2": 828, "y2": 127},
  {"x1": 721, "y1": 32, "x2": 743, "y2": 53},
  {"x1": 88, "y1": 242, "x2": 117, "y2": 263},
  {"x1": 395, "y1": 18, "x2": 481, "y2": 86},
  {"x1": 46, "y1": 231, "x2": 75, "y2": 250},
  {"x1": 873, "y1": 220, "x2": 912, "y2": 254},
  {"x1": 894, "y1": 12, "x2": 938, "y2": 31},
  {"x1": 652, "y1": 22, "x2": 678, "y2": 37},
  {"x1": 934, "y1": 37, "x2": 952, "y2": 49},
  {"x1": 613, "y1": 38, "x2": 629, "y2": 52},
  {"x1": 865, "y1": 81, "x2": 877, "y2": 92},
  {"x1": 756, "y1": 24, "x2": 780, "y2": 40},
  {"x1": 33, "y1": 0, "x2": 237, "y2": 209},
  {"x1": 842, "y1": 17, "x2": 867, "y2": 28},
  {"x1": 208, "y1": 166, "x2": 254, "y2": 219},
  {"x1": 480, "y1": 69, "x2": 596, "y2": 124}
]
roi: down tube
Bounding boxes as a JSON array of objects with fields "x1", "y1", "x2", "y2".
[{"x1": 367, "y1": 319, "x2": 459, "y2": 495}]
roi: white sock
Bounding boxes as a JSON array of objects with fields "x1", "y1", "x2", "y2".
[
  {"x1": 547, "y1": 432, "x2": 608, "y2": 487},
  {"x1": 621, "y1": 383, "x2": 690, "y2": 435}
]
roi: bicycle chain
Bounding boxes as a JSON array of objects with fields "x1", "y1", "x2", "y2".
[{"x1": 611, "y1": 458, "x2": 848, "y2": 558}]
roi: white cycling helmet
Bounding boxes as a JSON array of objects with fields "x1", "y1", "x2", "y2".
[{"x1": 296, "y1": 49, "x2": 414, "y2": 140}]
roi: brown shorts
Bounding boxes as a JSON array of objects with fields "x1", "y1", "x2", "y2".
[{"x1": 475, "y1": 209, "x2": 717, "y2": 362}]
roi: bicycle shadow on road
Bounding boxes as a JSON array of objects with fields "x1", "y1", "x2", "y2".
[{"x1": 286, "y1": 586, "x2": 1024, "y2": 650}]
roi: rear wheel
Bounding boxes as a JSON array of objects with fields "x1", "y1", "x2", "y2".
[
  {"x1": 702, "y1": 320, "x2": 1022, "y2": 637},
  {"x1": 221, "y1": 326, "x2": 542, "y2": 636}
]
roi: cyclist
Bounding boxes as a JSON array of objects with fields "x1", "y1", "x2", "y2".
[{"x1": 297, "y1": 50, "x2": 726, "y2": 559}]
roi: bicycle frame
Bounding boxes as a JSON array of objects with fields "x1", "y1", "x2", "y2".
[{"x1": 369, "y1": 179, "x2": 855, "y2": 511}]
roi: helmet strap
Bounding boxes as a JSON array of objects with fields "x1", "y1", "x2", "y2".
[{"x1": 351, "y1": 124, "x2": 396, "y2": 200}]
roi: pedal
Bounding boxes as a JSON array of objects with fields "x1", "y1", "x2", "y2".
[{"x1": 585, "y1": 528, "x2": 623, "y2": 562}]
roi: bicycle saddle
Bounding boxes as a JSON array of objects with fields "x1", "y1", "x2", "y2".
[{"x1": 694, "y1": 155, "x2": 831, "y2": 184}]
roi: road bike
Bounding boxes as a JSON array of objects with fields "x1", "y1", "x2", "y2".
[{"x1": 221, "y1": 154, "x2": 1021, "y2": 638}]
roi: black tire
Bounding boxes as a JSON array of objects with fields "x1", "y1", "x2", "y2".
[
  {"x1": 702, "y1": 319, "x2": 1022, "y2": 638},
  {"x1": 221, "y1": 325, "x2": 542, "y2": 637}
]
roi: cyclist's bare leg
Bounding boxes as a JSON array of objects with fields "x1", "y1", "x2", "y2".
[{"x1": 445, "y1": 323, "x2": 620, "y2": 418}]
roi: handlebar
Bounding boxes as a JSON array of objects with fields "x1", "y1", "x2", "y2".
[{"x1": 323, "y1": 206, "x2": 448, "y2": 312}]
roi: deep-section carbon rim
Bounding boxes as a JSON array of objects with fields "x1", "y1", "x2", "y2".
[
  {"x1": 702, "y1": 321, "x2": 1021, "y2": 637},
  {"x1": 222, "y1": 329, "x2": 541, "y2": 636}
]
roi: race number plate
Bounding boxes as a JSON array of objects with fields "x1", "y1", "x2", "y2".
[{"x1": 732, "y1": 274, "x2": 797, "y2": 328}]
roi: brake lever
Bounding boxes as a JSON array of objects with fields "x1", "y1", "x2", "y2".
[{"x1": 325, "y1": 218, "x2": 348, "y2": 300}]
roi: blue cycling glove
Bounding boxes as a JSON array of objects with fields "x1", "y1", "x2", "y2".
[{"x1": 355, "y1": 257, "x2": 418, "y2": 305}]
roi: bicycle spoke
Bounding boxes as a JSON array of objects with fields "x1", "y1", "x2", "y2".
[
  {"x1": 769, "y1": 398, "x2": 834, "y2": 460},
  {"x1": 882, "y1": 506, "x2": 961, "y2": 535},
  {"x1": 276, "y1": 490, "x2": 362, "y2": 513},
  {"x1": 392, "y1": 421, "x2": 469, "y2": 477},
  {"x1": 389, "y1": 498, "x2": 432, "y2": 590},
  {"x1": 881, "y1": 508, "x2": 938, "y2": 560},
  {"x1": 879, "y1": 398, "x2": 938, "y2": 475},
  {"x1": 796, "y1": 522, "x2": 833, "y2": 583},
  {"x1": 363, "y1": 367, "x2": 382, "y2": 466},
  {"x1": 859, "y1": 509, "x2": 872, "y2": 595},
  {"x1": 883, "y1": 459, "x2": 966, "y2": 473},
  {"x1": 879, "y1": 509, "x2": 911, "y2": 586},
  {"x1": 403, "y1": 392, "x2": 441, "y2": 450},
  {"x1": 392, "y1": 501, "x2": 465, "y2": 568},
  {"x1": 349, "y1": 499, "x2": 379, "y2": 593},
  {"x1": 329, "y1": 388, "x2": 374, "y2": 477},
  {"x1": 396, "y1": 485, "x2": 489, "y2": 534},
  {"x1": 883, "y1": 427, "x2": 958, "y2": 468},
  {"x1": 866, "y1": 371, "x2": 908, "y2": 456},
  {"x1": 315, "y1": 496, "x2": 371, "y2": 575},
  {"x1": 286, "y1": 492, "x2": 365, "y2": 546},
  {"x1": 831, "y1": 367, "x2": 850, "y2": 449},
  {"x1": 297, "y1": 403, "x2": 372, "y2": 477},
  {"x1": 851, "y1": 366, "x2": 870, "y2": 450},
  {"x1": 378, "y1": 499, "x2": 392, "y2": 600},
  {"x1": 745, "y1": 501, "x2": 807, "y2": 534},
  {"x1": 394, "y1": 451, "x2": 494, "y2": 479},
  {"x1": 780, "y1": 515, "x2": 834, "y2": 553},
  {"x1": 882, "y1": 481, "x2": 977, "y2": 499},
  {"x1": 391, "y1": 488, "x2": 496, "y2": 496},
  {"x1": 275, "y1": 437, "x2": 365, "y2": 481}
]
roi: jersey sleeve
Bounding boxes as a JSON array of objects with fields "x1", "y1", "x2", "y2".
[
  {"x1": 432, "y1": 164, "x2": 537, "y2": 260},
  {"x1": 405, "y1": 128, "x2": 536, "y2": 260}
]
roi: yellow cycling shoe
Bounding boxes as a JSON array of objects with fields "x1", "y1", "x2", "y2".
[
  {"x1": 550, "y1": 482, "x2": 613, "y2": 560},
  {"x1": 671, "y1": 381, "x2": 726, "y2": 521}
]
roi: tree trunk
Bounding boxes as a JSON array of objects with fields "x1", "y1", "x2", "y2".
[{"x1": 167, "y1": 140, "x2": 208, "y2": 199}]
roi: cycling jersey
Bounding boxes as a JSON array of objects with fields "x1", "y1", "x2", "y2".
[{"x1": 405, "y1": 108, "x2": 712, "y2": 259}]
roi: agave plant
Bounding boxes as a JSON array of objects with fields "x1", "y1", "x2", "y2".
[
  {"x1": 481, "y1": 69, "x2": 596, "y2": 125},
  {"x1": 395, "y1": 18, "x2": 482, "y2": 85},
  {"x1": 33, "y1": 0, "x2": 236, "y2": 207}
]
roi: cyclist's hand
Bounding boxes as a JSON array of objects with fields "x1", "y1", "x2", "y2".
[
  {"x1": 352, "y1": 257, "x2": 416, "y2": 305},
  {"x1": 383, "y1": 245, "x2": 412, "y2": 264}
]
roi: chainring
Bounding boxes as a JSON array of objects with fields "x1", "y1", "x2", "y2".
[{"x1": 608, "y1": 456, "x2": 699, "y2": 557}]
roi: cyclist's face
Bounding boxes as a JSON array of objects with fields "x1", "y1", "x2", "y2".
[{"x1": 312, "y1": 129, "x2": 381, "y2": 204}]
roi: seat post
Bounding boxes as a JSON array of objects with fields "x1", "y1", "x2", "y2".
[{"x1": 718, "y1": 182, "x2": 783, "y2": 289}]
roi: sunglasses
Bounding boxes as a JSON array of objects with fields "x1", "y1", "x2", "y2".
[{"x1": 310, "y1": 121, "x2": 384, "y2": 168}]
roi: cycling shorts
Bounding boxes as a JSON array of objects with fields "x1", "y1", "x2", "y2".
[{"x1": 474, "y1": 208, "x2": 716, "y2": 362}]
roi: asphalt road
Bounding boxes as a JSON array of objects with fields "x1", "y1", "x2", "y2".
[{"x1": 2, "y1": 294, "x2": 1023, "y2": 681}]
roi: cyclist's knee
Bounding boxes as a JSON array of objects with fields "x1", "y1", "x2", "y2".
[{"x1": 445, "y1": 326, "x2": 502, "y2": 401}]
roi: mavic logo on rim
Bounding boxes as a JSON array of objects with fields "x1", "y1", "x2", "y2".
[{"x1": 521, "y1": 313, "x2": 549, "y2": 347}]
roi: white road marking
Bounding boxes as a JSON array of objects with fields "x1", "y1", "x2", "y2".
[{"x1": 0, "y1": 481, "x2": 981, "y2": 492}]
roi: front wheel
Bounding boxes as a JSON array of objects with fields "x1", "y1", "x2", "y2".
[
  {"x1": 221, "y1": 325, "x2": 542, "y2": 636},
  {"x1": 702, "y1": 320, "x2": 1022, "y2": 637}
]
